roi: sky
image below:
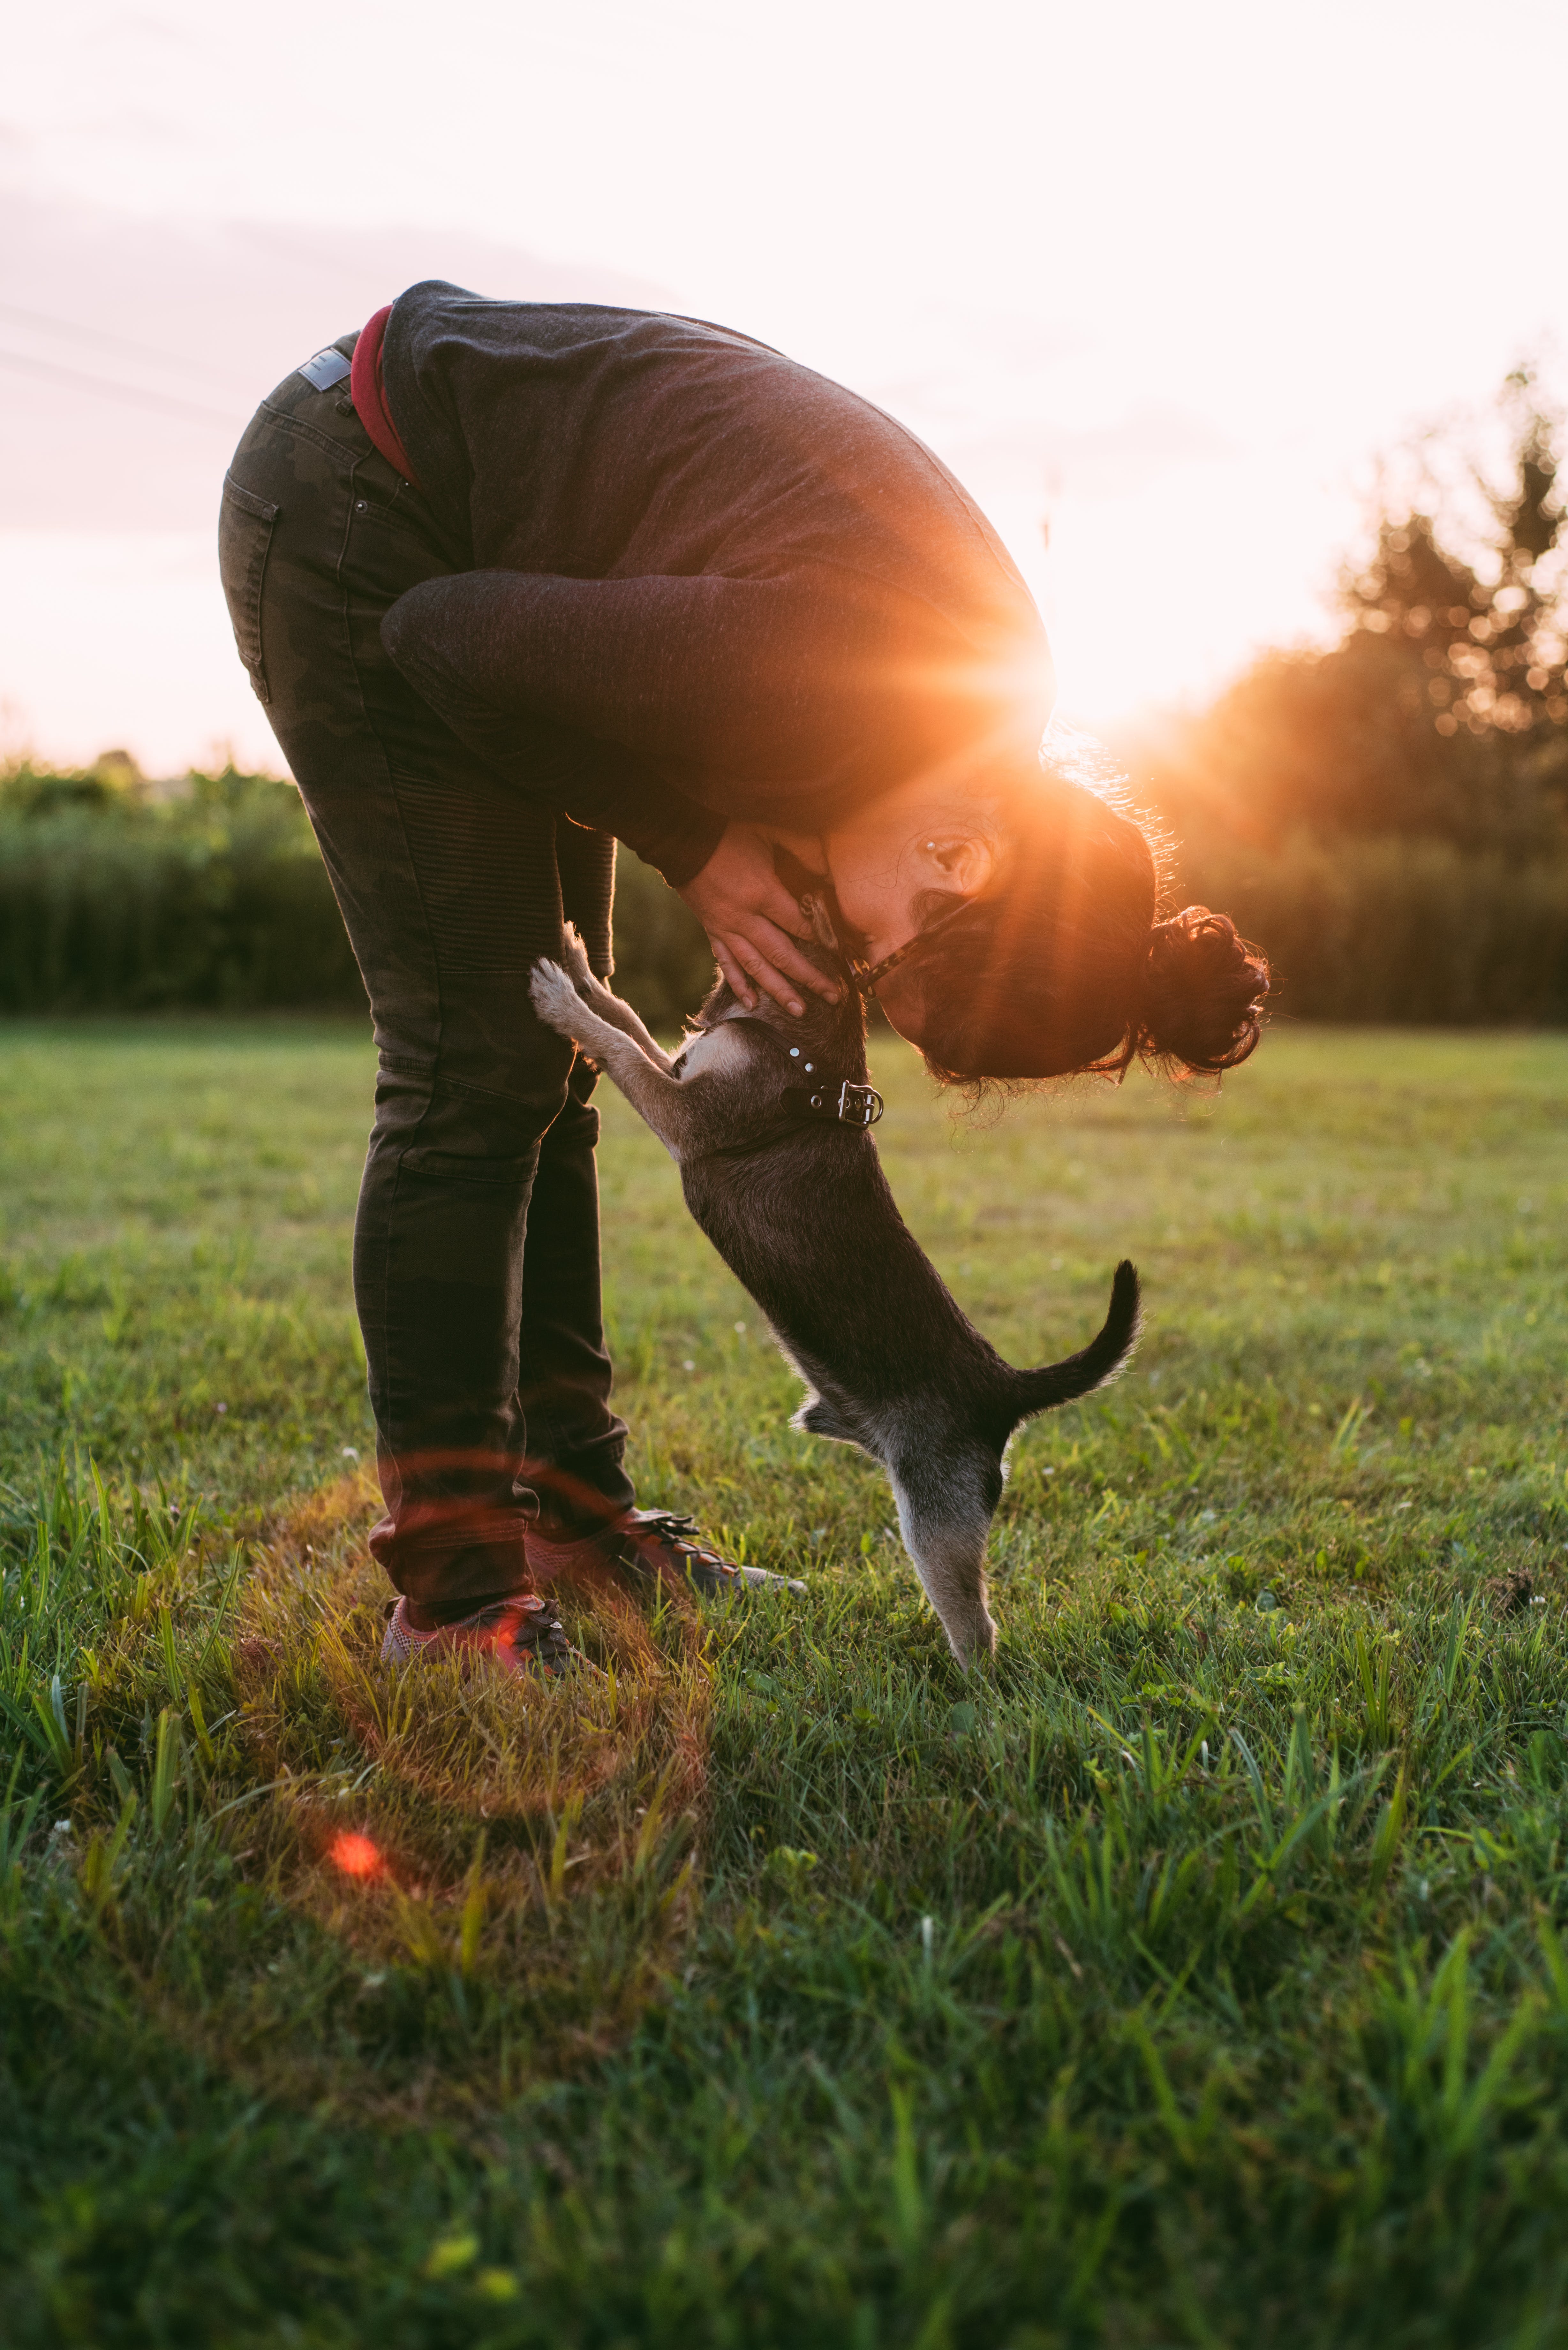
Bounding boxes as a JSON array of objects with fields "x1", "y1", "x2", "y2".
[{"x1": 2, "y1": 0, "x2": 1565, "y2": 775}]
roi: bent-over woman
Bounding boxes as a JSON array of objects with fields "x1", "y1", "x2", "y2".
[{"x1": 219, "y1": 282, "x2": 1268, "y2": 1676}]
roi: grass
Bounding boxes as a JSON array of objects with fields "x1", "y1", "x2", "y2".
[{"x1": 1, "y1": 1014, "x2": 1567, "y2": 2347}]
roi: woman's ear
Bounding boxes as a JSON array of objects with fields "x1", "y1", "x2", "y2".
[{"x1": 924, "y1": 833, "x2": 997, "y2": 899}]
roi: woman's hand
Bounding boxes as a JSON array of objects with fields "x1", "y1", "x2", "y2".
[{"x1": 677, "y1": 825, "x2": 841, "y2": 1015}]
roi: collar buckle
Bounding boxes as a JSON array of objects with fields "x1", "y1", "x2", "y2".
[
  {"x1": 816, "y1": 1079, "x2": 884, "y2": 1127},
  {"x1": 780, "y1": 1076, "x2": 885, "y2": 1128}
]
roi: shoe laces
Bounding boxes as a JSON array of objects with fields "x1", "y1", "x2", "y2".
[
  {"x1": 482, "y1": 1594, "x2": 573, "y2": 1666},
  {"x1": 624, "y1": 1512, "x2": 736, "y2": 1577},
  {"x1": 384, "y1": 1591, "x2": 574, "y2": 1671}
]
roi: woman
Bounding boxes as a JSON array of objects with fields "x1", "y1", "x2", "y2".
[{"x1": 219, "y1": 282, "x2": 1268, "y2": 1677}]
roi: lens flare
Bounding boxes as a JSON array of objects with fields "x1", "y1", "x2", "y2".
[{"x1": 328, "y1": 1830, "x2": 385, "y2": 1881}]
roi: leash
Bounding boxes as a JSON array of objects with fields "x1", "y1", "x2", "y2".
[
  {"x1": 843, "y1": 895, "x2": 972, "y2": 995},
  {"x1": 767, "y1": 861, "x2": 970, "y2": 998}
]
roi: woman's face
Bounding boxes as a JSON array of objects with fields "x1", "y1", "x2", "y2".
[{"x1": 819, "y1": 779, "x2": 999, "y2": 968}]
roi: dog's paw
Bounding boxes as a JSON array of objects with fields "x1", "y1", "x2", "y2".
[
  {"x1": 946, "y1": 1606, "x2": 999, "y2": 1672},
  {"x1": 529, "y1": 959, "x2": 586, "y2": 1038},
  {"x1": 558, "y1": 922, "x2": 597, "y2": 993}
]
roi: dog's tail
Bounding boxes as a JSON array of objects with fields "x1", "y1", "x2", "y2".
[{"x1": 1006, "y1": 1259, "x2": 1142, "y2": 1426}]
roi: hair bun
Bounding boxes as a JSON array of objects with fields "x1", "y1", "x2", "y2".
[{"x1": 1138, "y1": 907, "x2": 1269, "y2": 1073}]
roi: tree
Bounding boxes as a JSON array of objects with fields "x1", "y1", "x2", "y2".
[
  {"x1": 1343, "y1": 369, "x2": 1566, "y2": 747},
  {"x1": 1129, "y1": 372, "x2": 1568, "y2": 859}
]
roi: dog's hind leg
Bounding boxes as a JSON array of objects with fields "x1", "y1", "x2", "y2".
[{"x1": 886, "y1": 1444, "x2": 1003, "y2": 1669}]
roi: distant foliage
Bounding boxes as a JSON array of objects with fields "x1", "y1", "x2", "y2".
[
  {"x1": 605, "y1": 850, "x2": 716, "y2": 1031},
  {"x1": 0, "y1": 765, "x2": 364, "y2": 1014},
  {"x1": 0, "y1": 762, "x2": 715, "y2": 1029},
  {"x1": 4, "y1": 756, "x2": 1565, "y2": 1028},
  {"x1": 1185, "y1": 830, "x2": 1568, "y2": 1025},
  {"x1": 1134, "y1": 369, "x2": 1568, "y2": 861},
  {"x1": 1343, "y1": 372, "x2": 1567, "y2": 754},
  {"x1": 12, "y1": 379, "x2": 1568, "y2": 1052},
  {"x1": 1119, "y1": 370, "x2": 1568, "y2": 1024}
]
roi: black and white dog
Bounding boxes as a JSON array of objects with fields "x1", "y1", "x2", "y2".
[{"x1": 530, "y1": 910, "x2": 1139, "y2": 1666}]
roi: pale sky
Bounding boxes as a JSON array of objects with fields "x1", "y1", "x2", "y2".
[{"x1": 2, "y1": 0, "x2": 1564, "y2": 774}]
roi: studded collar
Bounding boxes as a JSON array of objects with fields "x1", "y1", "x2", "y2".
[{"x1": 683, "y1": 1012, "x2": 884, "y2": 1158}]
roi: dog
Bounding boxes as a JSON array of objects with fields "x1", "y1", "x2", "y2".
[{"x1": 529, "y1": 907, "x2": 1139, "y2": 1667}]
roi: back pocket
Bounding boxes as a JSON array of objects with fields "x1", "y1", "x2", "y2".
[{"x1": 218, "y1": 474, "x2": 279, "y2": 704}]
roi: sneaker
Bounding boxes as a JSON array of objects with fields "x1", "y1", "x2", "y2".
[
  {"x1": 379, "y1": 1591, "x2": 584, "y2": 1681},
  {"x1": 529, "y1": 1508, "x2": 807, "y2": 1600}
]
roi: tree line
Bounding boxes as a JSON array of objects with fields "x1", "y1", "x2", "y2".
[
  {"x1": 1117, "y1": 368, "x2": 1568, "y2": 1021},
  {"x1": 3, "y1": 372, "x2": 1565, "y2": 1028}
]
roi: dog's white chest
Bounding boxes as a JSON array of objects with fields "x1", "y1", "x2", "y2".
[{"x1": 673, "y1": 1025, "x2": 752, "y2": 1081}]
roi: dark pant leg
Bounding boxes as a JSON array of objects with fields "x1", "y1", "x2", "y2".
[
  {"x1": 513, "y1": 817, "x2": 634, "y2": 1535},
  {"x1": 219, "y1": 357, "x2": 631, "y2": 1604}
]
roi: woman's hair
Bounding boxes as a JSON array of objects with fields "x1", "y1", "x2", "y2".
[{"x1": 906, "y1": 736, "x2": 1270, "y2": 1086}]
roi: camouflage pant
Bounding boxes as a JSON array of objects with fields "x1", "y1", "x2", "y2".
[{"x1": 219, "y1": 338, "x2": 634, "y2": 1609}]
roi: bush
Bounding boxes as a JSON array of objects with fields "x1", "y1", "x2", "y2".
[
  {"x1": 6, "y1": 764, "x2": 1566, "y2": 1030},
  {"x1": 0, "y1": 766, "x2": 717, "y2": 1029},
  {"x1": 0, "y1": 769, "x2": 365, "y2": 1014},
  {"x1": 604, "y1": 847, "x2": 715, "y2": 1029},
  {"x1": 1184, "y1": 828, "x2": 1568, "y2": 1024}
]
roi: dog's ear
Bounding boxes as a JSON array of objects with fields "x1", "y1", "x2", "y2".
[{"x1": 800, "y1": 892, "x2": 842, "y2": 953}]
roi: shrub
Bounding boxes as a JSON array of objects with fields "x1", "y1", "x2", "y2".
[
  {"x1": 605, "y1": 848, "x2": 715, "y2": 1029},
  {"x1": 0, "y1": 766, "x2": 716, "y2": 1029},
  {"x1": 0, "y1": 769, "x2": 365, "y2": 1014},
  {"x1": 1184, "y1": 828, "x2": 1568, "y2": 1024},
  {"x1": 4, "y1": 765, "x2": 1565, "y2": 1029}
]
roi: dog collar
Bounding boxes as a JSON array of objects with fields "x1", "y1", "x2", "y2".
[
  {"x1": 780, "y1": 1072, "x2": 884, "y2": 1128},
  {"x1": 752, "y1": 1024, "x2": 884, "y2": 1129},
  {"x1": 708, "y1": 1017, "x2": 885, "y2": 1135}
]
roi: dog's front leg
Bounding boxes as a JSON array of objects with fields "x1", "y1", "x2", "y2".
[
  {"x1": 530, "y1": 959, "x2": 701, "y2": 1160},
  {"x1": 555, "y1": 922, "x2": 680, "y2": 1075}
]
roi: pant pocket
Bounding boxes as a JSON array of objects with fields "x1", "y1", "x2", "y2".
[{"x1": 218, "y1": 474, "x2": 280, "y2": 703}]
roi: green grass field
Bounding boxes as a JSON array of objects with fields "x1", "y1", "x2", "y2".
[{"x1": 2, "y1": 1017, "x2": 1566, "y2": 2348}]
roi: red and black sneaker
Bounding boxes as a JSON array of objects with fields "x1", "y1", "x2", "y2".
[
  {"x1": 529, "y1": 1509, "x2": 807, "y2": 1600},
  {"x1": 379, "y1": 1591, "x2": 585, "y2": 1681}
]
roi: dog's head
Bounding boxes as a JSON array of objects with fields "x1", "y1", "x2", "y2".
[{"x1": 694, "y1": 886, "x2": 868, "y2": 1069}]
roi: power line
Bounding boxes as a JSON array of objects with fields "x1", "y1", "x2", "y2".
[{"x1": 0, "y1": 345, "x2": 239, "y2": 426}]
